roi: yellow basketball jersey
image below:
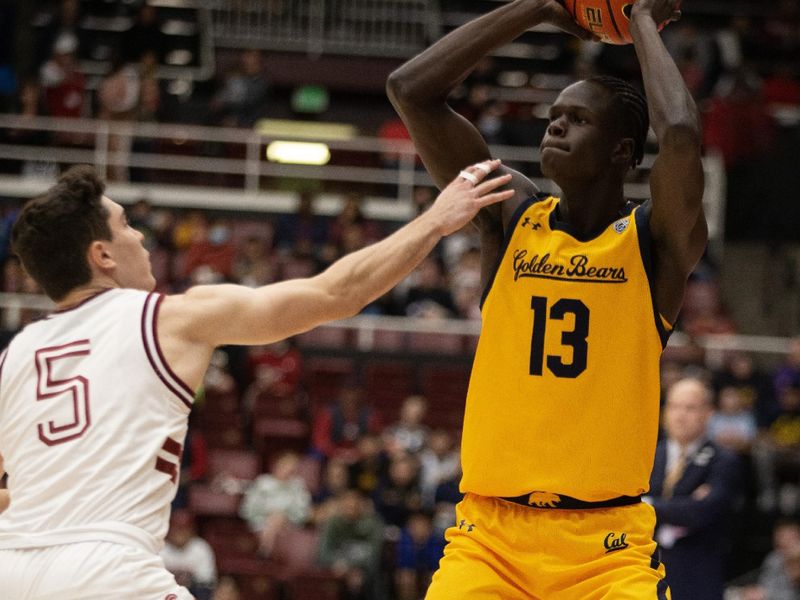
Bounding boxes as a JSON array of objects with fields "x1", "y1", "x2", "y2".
[{"x1": 460, "y1": 196, "x2": 670, "y2": 501}]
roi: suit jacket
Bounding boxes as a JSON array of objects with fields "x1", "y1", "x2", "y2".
[{"x1": 648, "y1": 438, "x2": 740, "y2": 600}]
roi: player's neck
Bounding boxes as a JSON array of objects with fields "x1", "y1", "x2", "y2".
[
  {"x1": 556, "y1": 178, "x2": 627, "y2": 237},
  {"x1": 56, "y1": 280, "x2": 119, "y2": 311}
]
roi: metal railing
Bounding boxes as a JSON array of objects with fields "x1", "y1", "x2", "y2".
[
  {"x1": 0, "y1": 114, "x2": 726, "y2": 248},
  {"x1": 209, "y1": 0, "x2": 440, "y2": 58}
]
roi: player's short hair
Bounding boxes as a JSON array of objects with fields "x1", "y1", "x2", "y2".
[
  {"x1": 587, "y1": 75, "x2": 650, "y2": 168},
  {"x1": 11, "y1": 165, "x2": 111, "y2": 301}
]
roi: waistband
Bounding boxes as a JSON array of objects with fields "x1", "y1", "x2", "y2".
[{"x1": 499, "y1": 492, "x2": 642, "y2": 510}]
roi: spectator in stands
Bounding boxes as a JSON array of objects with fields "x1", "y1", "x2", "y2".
[
  {"x1": 124, "y1": 3, "x2": 164, "y2": 64},
  {"x1": 753, "y1": 376, "x2": 800, "y2": 514},
  {"x1": 400, "y1": 256, "x2": 457, "y2": 319},
  {"x1": 35, "y1": 0, "x2": 82, "y2": 68},
  {"x1": 244, "y1": 338, "x2": 302, "y2": 402},
  {"x1": 39, "y1": 32, "x2": 86, "y2": 130},
  {"x1": 419, "y1": 429, "x2": 460, "y2": 509},
  {"x1": 211, "y1": 48, "x2": 269, "y2": 127},
  {"x1": 395, "y1": 511, "x2": 446, "y2": 600},
  {"x1": 183, "y1": 219, "x2": 237, "y2": 283},
  {"x1": 313, "y1": 457, "x2": 351, "y2": 525},
  {"x1": 160, "y1": 509, "x2": 217, "y2": 600},
  {"x1": 383, "y1": 395, "x2": 429, "y2": 457},
  {"x1": 450, "y1": 246, "x2": 483, "y2": 320},
  {"x1": 239, "y1": 451, "x2": 312, "y2": 556},
  {"x1": 328, "y1": 192, "x2": 381, "y2": 252},
  {"x1": 275, "y1": 190, "x2": 328, "y2": 254},
  {"x1": 432, "y1": 464, "x2": 463, "y2": 532},
  {"x1": 715, "y1": 352, "x2": 778, "y2": 430},
  {"x1": 3, "y1": 79, "x2": 56, "y2": 178},
  {"x1": 708, "y1": 386, "x2": 757, "y2": 454},
  {"x1": 774, "y1": 337, "x2": 800, "y2": 400},
  {"x1": 317, "y1": 488, "x2": 385, "y2": 600},
  {"x1": 679, "y1": 278, "x2": 737, "y2": 338},
  {"x1": 348, "y1": 433, "x2": 388, "y2": 497},
  {"x1": 234, "y1": 233, "x2": 277, "y2": 288},
  {"x1": 648, "y1": 377, "x2": 741, "y2": 600},
  {"x1": 737, "y1": 519, "x2": 800, "y2": 600},
  {"x1": 211, "y1": 576, "x2": 241, "y2": 600},
  {"x1": 373, "y1": 453, "x2": 423, "y2": 530},
  {"x1": 311, "y1": 381, "x2": 382, "y2": 462}
]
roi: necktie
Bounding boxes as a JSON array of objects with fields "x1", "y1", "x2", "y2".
[{"x1": 662, "y1": 447, "x2": 688, "y2": 498}]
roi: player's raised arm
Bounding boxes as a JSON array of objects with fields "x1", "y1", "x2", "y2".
[
  {"x1": 386, "y1": 0, "x2": 588, "y2": 194},
  {"x1": 630, "y1": 0, "x2": 707, "y2": 323},
  {"x1": 158, "y1": 162, "x2": 513, "y2": 381}
]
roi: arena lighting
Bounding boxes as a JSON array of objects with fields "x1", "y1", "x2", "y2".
[
  {"x1": 255, "y1": 118, "x2": 357, "y2": 141},
  {"x1": 266, "y1": 141, "x2": 331, "y2": 165}
]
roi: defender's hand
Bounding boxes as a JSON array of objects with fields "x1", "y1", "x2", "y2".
[
  {"x1": 426, "y1": 159, "x2": 514, "y2": 236},
  {"x1": 631, "y1": 0, "x2": 682, "y2": 25}
]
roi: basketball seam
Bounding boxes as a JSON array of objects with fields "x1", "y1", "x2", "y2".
[{"x1": 605, "y1": 0, "x2": 624, "y2": 43}]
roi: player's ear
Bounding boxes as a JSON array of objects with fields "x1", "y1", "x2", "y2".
[
  {"x1": 87, "y1": 240, "x2": 115, "y2": 271},
  {"x1": 611, "y1": 137, "x2": 635, "y2": 168}
]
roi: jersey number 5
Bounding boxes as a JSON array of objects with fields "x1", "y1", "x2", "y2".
[
  {"x1": 35, "y1": 340, "x2": 92, "y2": 446},
  {"x1": 529, "y1": 296, "x2": 589, "y2": 378}
]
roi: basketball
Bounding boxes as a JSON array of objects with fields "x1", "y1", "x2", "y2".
[{"x1": 563, "y1": 0, "x2": 672, "y2": 45}]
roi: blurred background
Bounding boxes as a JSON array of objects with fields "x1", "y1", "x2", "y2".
[{"x1": 0, "y1": 0, "x2": 798, "y2": 599}]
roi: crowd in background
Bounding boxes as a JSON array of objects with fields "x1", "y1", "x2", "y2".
[{"x1": 0, "y1": 1, "x2": 799, "y2": 599}]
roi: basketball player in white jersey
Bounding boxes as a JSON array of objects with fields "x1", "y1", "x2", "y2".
[{"x1": 0, "y1": 162, "x2": 512, "y2": 599}]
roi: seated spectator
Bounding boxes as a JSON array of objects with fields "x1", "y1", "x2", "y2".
[
  {"x1": 211, "y1": 575, "x2": 241, "y2": 600},
  {"x1": 419, "y1": 429, "x2": 460, "y2": 509},
  {"x1": 348, "y1": 433, "x2": 389, "y2": 497},
  {"x1": 433, "y1": 466, "x2": 464, "y2": 532},
  {"x1": 317, "y1": 489, "x2": 385, "y2": 600},
  {"x1": 234, "y1": 234, "x2": 277, "y2": 288},
  {"x1": 39, "y1": 33, "x2": 87, "y2": 144},
  {"x1": 753, "y1": 377, "x2": 800, "y2": 514},
  {"x1": 401, "y1": 256, "x2": 457, "y2": 319},
  {"x1": 313, "y1": 457, "x2": 351, "y2": 525},
  {"x1": 708, "y1": 386, "x2": 757, "y2": 454},
  {"x1": 395, "y1": 511, "x2": 446, "y2": 600},
  {"x1": 161, "y1": 510, "x2": 217, "y2": 600},
  {"x1": 774, "y1": 338, "x2": 800, "y2": 401},
  {"x1": 311, "y1": 382, "x2": 382, "y2": 462},
  {"x1": 184, "y1": 220, "x2": 237, "y2": 283},
  {"x1": 3, "y1": 79, "x2": 56, "y2": 178},
  {"x1": 383, "y1": 395, "x2": 430, "y2": 457},
  {"x1": 211, "y1": 48, "x2": 269, "y2": 127},
  {"x1": 275, "y1": 190, "x2": 328, "y2": 254},
  {"x1": 373, "y1": 453, "x2": 424, "y2": 530},
  {"x1": 737, "y1": 519, "x2": 800, "y2": 600},
  {"x1": 244, "y1": 338, "x2": 302, "y2": 403},
  {"x1": 714, "y1": 351, "x2": 778, "y2": 430},
  {"x1": 239, "y1": 451, "x2": 312, "y2": 556}
]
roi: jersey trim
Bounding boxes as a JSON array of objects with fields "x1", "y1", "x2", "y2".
[
  {"x1": 48, "y1": 288, "x2": 114, "y2": 316},
  {"x1": 479, "y1": 194, "x2": 549, "y2": 309},
  {"x1": 634, "y1": 201, "x2": 672, "y2": 348},
  {"x1": 141, "y1": 293, "x2": 194, "y2": 409}
]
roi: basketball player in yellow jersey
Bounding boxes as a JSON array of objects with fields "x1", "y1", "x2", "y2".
[{"x1": 388, "y1": 0, "x2": 704, "y2": 597}]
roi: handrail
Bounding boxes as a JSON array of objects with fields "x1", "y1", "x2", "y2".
[
  {"x1": 0, "y1": 293, "x2": 790, "y2": 358},
  {"x1": 0, "y1": 114, "x2": 725, "y2": 247}
]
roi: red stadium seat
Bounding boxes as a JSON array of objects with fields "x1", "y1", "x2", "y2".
[
  {"x1": 188, "y1": 485, "x2": 241, "y2": 517},
  {"x1": 208, "y1": 449, "x2": 261, "y2": 481}
]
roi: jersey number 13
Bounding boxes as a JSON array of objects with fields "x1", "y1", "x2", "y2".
[{"x1": 529, "y1": 296, "x2": 589, "y2": 379}]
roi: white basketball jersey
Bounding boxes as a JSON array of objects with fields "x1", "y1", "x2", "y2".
[{"x1": 0, "y1": 289, "x2": 195, "y2": 553}]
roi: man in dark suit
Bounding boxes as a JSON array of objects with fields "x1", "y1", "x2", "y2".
[{"x1": 647, "y1": 377, "x2": 741, "y2": 600}]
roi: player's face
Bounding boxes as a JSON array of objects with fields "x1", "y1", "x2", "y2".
[
  {"x1": 539, "y1": 82, "x2": 619, "y2": 183},
  {"x1": 102, "y1": 196, "x2": 156, "y2": 292}
]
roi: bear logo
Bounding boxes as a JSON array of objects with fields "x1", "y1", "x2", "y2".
[{"x1": 527, "y1": 491, "x2": 562, "y2": 508}]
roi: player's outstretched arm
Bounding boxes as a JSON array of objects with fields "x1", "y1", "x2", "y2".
[
  {"x1": 387, "y1": 0, "x2": 587, "y2": 194},
  {"x1": 630, "y1": 0, "x2": 707, "y2": 323},
  {"x1": 157, "y1": 162, "x2": 513, "y2": 384}
]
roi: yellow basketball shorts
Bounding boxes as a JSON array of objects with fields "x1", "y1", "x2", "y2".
[{"x1": 426, "y1": 493, "x2": 670, "y2": 600}]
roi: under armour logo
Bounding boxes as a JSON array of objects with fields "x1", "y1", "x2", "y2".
[
  {"x1": 521, "y1": 217, "x2": 541, "y2": 230},
  {"x1": 458, "y1": 519, "x2": 476, "y2": 532}
]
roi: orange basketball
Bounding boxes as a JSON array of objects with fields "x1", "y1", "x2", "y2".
[{"x1": 564, "y1": 0, "x2": 672, "y2": 45}]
